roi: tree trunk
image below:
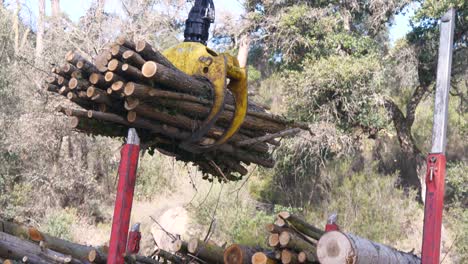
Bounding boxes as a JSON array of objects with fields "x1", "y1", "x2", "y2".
[
  {"x1": 13, "y1": 0, "x2": 20, "y2": 56},
  {"x1": 35, "y1": 0, "x2": 45, "y2": 65},
  {"x1": 51, "y1": 0, "x2": 60, "y2": 17},
  {"x1": 316, "y1": 231, "x2": 420, "y2": 264}
]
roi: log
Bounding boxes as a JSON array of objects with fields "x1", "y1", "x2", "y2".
[
  {"x1": 124, "y1": 82, "x2": 308, "y2": 132},
  {"x1": 187, "y1": 238, "x2": 224, "y2": 264},
  {"x1": 0, "y1": 220, "x2": 101, "y2": 262},
  {"x1": 122, "y1": 63, "x2": 147, "y2": 81},
  {"x1": 236, "y1": 128, "x2": 301, "y2": 147},
  {"x1": 45, "y1": 76, "x2": 58, "y2": 85},
  {"x1": 135, "y1": 40, "x2": 179, "y2": 71},
  {"x1": 224, "y1": 244, "x2": 257, "y2": 264},
  {"x1": 172, "y1": 240, "x2": 188, "y2": 254},
  {"x1": 111, "y1": 81, "x2": 125, "y2": 92},
  {"x1": 297, "y1": 251, "x2": 318, "y2": 264},
  {"x1": 89, "y1": 73, "x2": 107, "y2": 88},
  {"x1": 69, "y1": 78, "x2": 90, "y2": 91},
  {"x1": 89, "y1": 250, "x2": 154, "y2": 264},
  {"x1": 141, "y1": 61, "x2": 211, "y2": 96},
  {"x1": 63, "y1": 64, "x2": 77, "y2": 76},
  {"x1": 153, "y1": 99, "x2": 286, "y2": 134},
  {"x1": 104, "y1": 72, "x2": 124, "y2": 83},
  {"x1": 76, "y1": 60, "x2": 99, "y2": 74},
  {"x1": 252, "y1": 252, "x2": 279, "y2": 264},
  {"x1": 60, "y1": 107, "x2": 273, "y2": 167},
  {"x1": 116, "y1": 36, "x2": 136, "y2": 50},
  {"x1": 269, "y1": 234, "x2": 280, "y2": 248},
  {"x1": 154, "y1": 248, "x2": 183, "y2": 264},
  {"x1": 94, "y1": 51, "x2": 111, "y2": 72},
  {"x1": 281, "y1": 250, "x2": 298, "y2": 264},
  {"x1": 59, "y1": 86, "x2": 71, "y2": 95},
  {"x1": 87, "y1": 86, "x2": 112, "y2": 106},
  {"x1": 0, "y1": 232, "x2": 83, "y2": 264},
  {"x1": 122, "y1": 50, "x2": 146, "y2": 68},
  {"x1": 279, "y1": 231, "x2": 316, "y2": 256},
  {"x1": 274, "y1": 218, "x2": 287, "y2": 228},
  {"x1": 265, "y1": 224, "x2": 289, "y2": 234},
  {"x1": 108, "y1": 59, "x2": 125, "y2": 75},
  {"x1": 69, "y1": 116, "x2": 127, "y2": 137},
  {"x1": 316, "y1": 231, "x2": 421, "y2": 264},
  {"x1": 44, "y1": 83, "x2": 59, "y2": 92},
  {"x1": 277, "y1": 212, "x2": 324, "y2": 240},
  {"x1": 124, "y1": 100, "x2": 268, "y2": 153},
  {"x1": 110, "y1": 44, "x2": 130, "y2": 59},
  {"x1": 58, "y1": 76, "x2": 69, "y2": 87}
]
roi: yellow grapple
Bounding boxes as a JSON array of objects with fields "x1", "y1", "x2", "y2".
[{"x1": 162, "y1": 42, "x2": 248, "y2": 152}]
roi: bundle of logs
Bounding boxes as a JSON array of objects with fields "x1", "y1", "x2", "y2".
[
  {"x1": 264, "y1": 212, "x2": 323, "y2": 264},
  {"x1": 1, "y1": 212, "x2": 421, "y2": 264},
  {"x1": 0, "y1": 220, "x2": 159, "y2": 264},
  {"x1": 44, "y1": 36, "x2": 307, "y2": 182}
]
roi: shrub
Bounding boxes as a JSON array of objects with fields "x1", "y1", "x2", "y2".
[{"x1": 43, "y1": 208, "x2": 77, "y2": 240}]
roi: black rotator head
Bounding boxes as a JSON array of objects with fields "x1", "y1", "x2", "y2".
[{"x1": 184, "y1": 0, "x2": 215, "y2": 45}]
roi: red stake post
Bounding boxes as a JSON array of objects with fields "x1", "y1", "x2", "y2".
[
  {"x1": 108, "y1": 129, "x2": 140, "y2": 264},
  {"x1": 421, "y1": 8, "x2": 455, "y2": 264}
]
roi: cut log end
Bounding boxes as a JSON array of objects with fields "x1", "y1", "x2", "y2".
[
  {"x1": 124, "y1": 98, "x2": 140, "y2": 111},
  {"x1": 89, "y1": 73, "x2": 100, "y2": 85},
  {"x1": 252, "y1": 252, "x2": 276, "y2": 264},
  {"x1": 88, "y1": 249, "x2": 98, "y2": 262},
  {"x1": 104, "y1": 72, "x2": 114, "y2": 82},
  {"x1": 86, "y1": 86, "x2": 96, "y2": 97},
  {"x1": 127, "y1": 111, "x2": 137, "y2": 123},
  {"x1": 274, "y1": 218, "x2": 286, "y2": 228},
  {"x1": 316, "y1": 231, "x2": 353, "y2": 264},
  {"x1": 135, "y1": 40, "x2": 147, "y2": 53},
  {"x1": 297, "y1": 252, "x2": 307, "y2": 263},
  {"x1": 124, "y1": 82, "x2": 135, "y2": 96},
  {"x1": 269, "y1": 233, "x2": 280, "y2": 248},
  {"x1": 187, "y1": 238, "x2": 198, "y2": 254},
  {"x1": 112, "y1": 81, "x2": 125, "y2": 92},
  {"x1": 142, "y1": 61, "x2": 158, "y2": 78},
  {"x1": 68, "y1": 78, "x2": 78, "y2": 89},
  {"x1": 123, "y1": 50, "x2": 134, "y2": 60},
  {"x1": 278, "y1": 211, "x2": 291, "y2": 220},
  {"x1": 279, "y1": 231, "x2": 291, "y2": 247},
  {"x1": 281, "y1": 250, "x2": 297, "y2": 264},
  {"x1": 108, "y1": 59, "x2": 120, "y2": 71},
  {"x1": 224, "y1": 244, "x2": 244, "y2": 264},
  {"x1": 69, "y1": 116, "x2": 80, "y2": 128},
  {"x1": 65, "y1": 50, "x2": 74, "y2": 62},
  {"x1": 28, "y1": 227, "x2": 43, "y2": 241}
]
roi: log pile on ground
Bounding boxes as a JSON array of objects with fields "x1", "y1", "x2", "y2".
[
  {"x1": 44, "y1": 36, "x2": 306, "y2": 182},
  {"x1": 263, "y1": 212, "x2": 324, "y2": 264},
  {"x1": 0, "y1": 220, "x2": 157, "y2": 264}
]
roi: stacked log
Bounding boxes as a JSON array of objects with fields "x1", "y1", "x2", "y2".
[
  {"x1": 0, "y1": 220, "x2": 156, "y2": 264},
  {"x1": 316, "y1": 231, "x2": 421, "y2": 263},
  {"x1": 263, "y1": 212, "x2": 325, "y2": 264},
  {"x1": 44, "y1": 36, "x2": 306, "y2": 182}
]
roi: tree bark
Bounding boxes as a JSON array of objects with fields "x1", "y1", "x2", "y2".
[
  {"x1": 51, "y1": 0, "x2": 60, "y2": 17},
  {"x1": 278, "y1": 231, "x2": 316, "y2": 260},
  {"x1": 280, "y1": 250, "x2": 298, "y2": 264},
  {"x1": 224, "y1": 244, "x2": 257, "y2": 264},
  {"x1": 316, "y1": 231, "x2": 420, "y2": 264},
  {"x1": 0, "y1": 220, "x2": 101, "y2": 262},
  {"x1": 277, "y1": 212, "x2": 324, "y2": 240},
  {"x1": 252, "y1": 252, "x2": 279, "y2": 264},
  {"x1": 35, "y1": 0, "x2": 45, "y2": 65},
  {"x1": 187, "y1": 238, "x2": 225, "y2": 264},
  {"x1": 0, "y1": 232, "x2": 83, "y2": 264}
]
